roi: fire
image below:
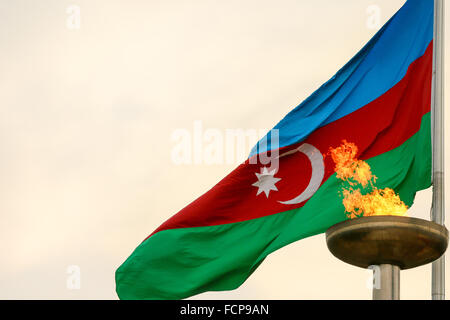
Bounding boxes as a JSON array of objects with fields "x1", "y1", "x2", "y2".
[
  {"x1": 328, "y1": 140, "x2": 408, "y2": 219},
  {"x1": 328, "y1": 140, "x2": 374, "y2": 188}
]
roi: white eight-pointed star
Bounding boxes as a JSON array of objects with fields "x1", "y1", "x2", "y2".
[{"x1": 252, "y1": 167, "x2": 281, "y2": 198}]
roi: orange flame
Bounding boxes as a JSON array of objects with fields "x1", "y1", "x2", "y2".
[
  {"x1": 329, "y1": 140, "x2": 408, "y2": 219},
  {"x1": 328, "y1": 140, "x2": 374, "y2": 188}
]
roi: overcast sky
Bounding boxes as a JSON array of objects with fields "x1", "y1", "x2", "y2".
[{"x1": 0, "y1": 0, "x2": 449, "y2": 299}]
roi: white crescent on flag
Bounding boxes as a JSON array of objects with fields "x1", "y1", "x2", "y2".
[{"x1": 278, "y1": 143, "x2": 325, "y2": 205}]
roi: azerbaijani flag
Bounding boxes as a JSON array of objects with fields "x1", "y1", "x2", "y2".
[{"x1": 116, "y1": 0, "x2": 433, "y2": 299}]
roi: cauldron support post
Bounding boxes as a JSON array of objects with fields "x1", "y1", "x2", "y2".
[{"x1": 372, "y1": 264, "x2": 400, "y2": 300}]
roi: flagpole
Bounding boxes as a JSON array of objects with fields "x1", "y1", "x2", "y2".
[{"x1": 432, "y1": 0, "x2": 446, "y2": 301}]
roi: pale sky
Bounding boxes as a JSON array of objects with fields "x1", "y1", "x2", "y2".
[{"x1": 0, "y1": 0, "x2": 449, "y2": 299}]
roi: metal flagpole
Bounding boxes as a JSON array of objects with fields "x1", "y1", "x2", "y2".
[{"x1": 432, "y1": 0, "x2": 446, "y2": 301}]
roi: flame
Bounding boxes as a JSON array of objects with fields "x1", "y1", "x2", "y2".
[
  {"x1": 328, "y1": 140, "x2": 374, "y2": 188},
  {"x1": 329, "y1": 140, "x2": 408, "y2": 219}
]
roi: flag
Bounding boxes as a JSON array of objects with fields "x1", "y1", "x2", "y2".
[{"x1": 116, "y1": 0, "x2": 433, "y2": 299}]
